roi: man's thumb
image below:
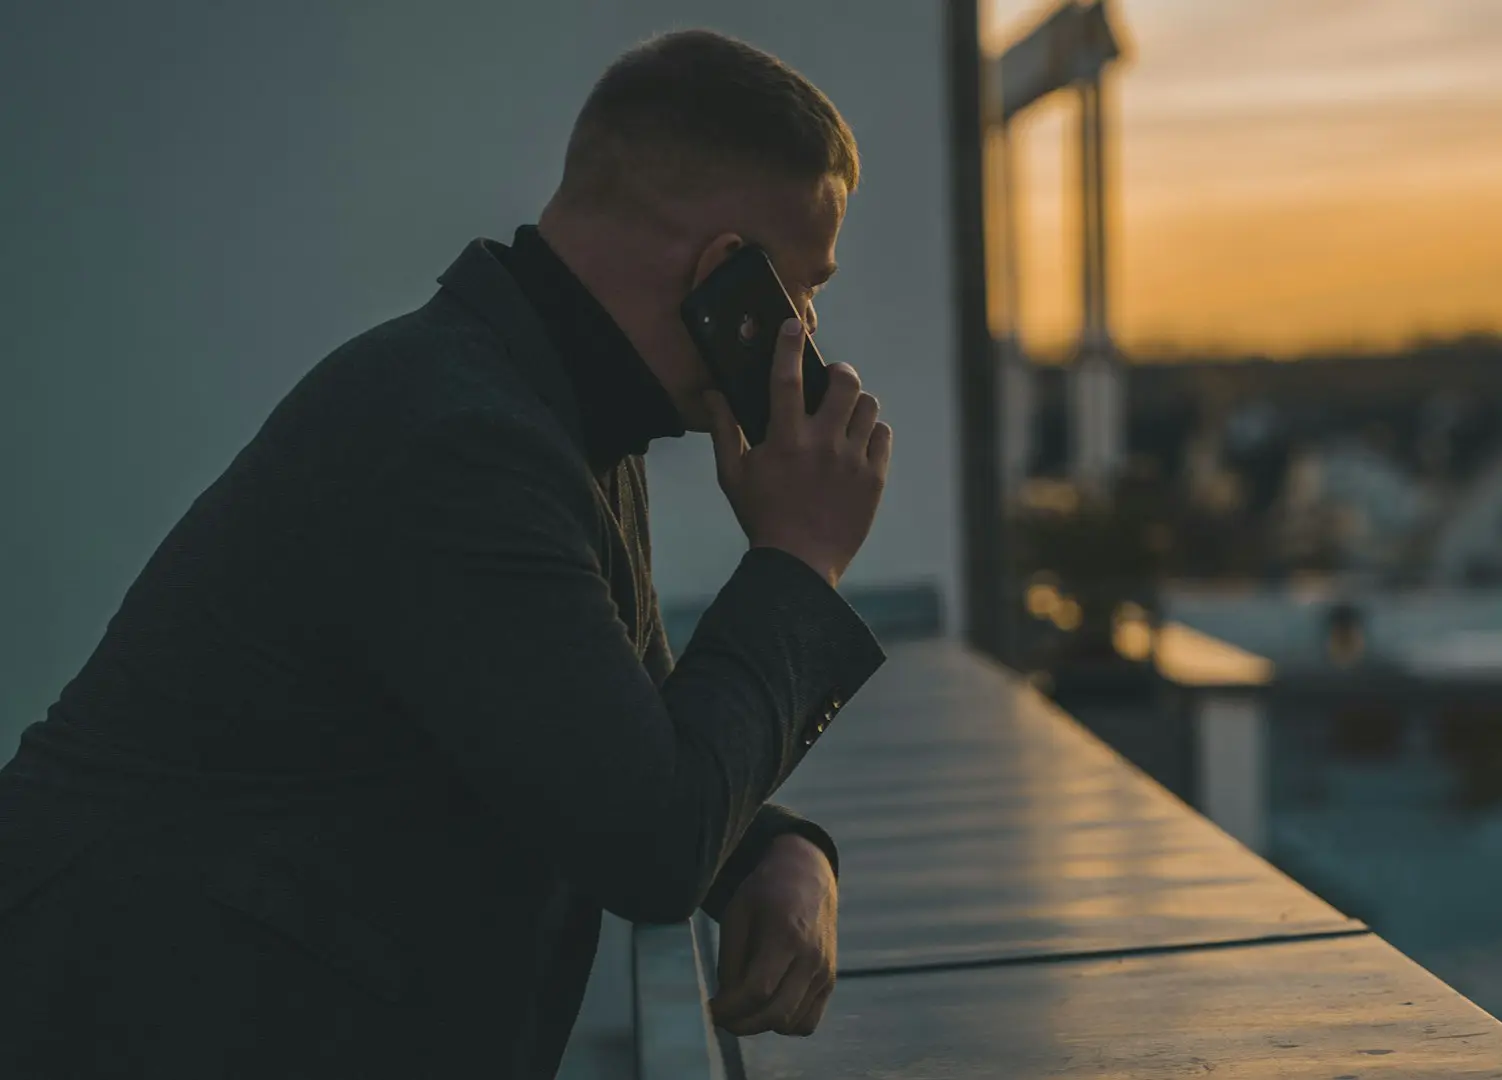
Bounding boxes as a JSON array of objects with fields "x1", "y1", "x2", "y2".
[{"x1": 705, "y1": 391, "x2": 745, "y2": 480}]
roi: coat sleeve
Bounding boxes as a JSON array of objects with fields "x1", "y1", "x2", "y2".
[
  {"x1": 642, "y1": 592, "x2": 842, "y2": 921},
  {"x1": 342, "y1": 409, "x2": 884, "y2": 924}
]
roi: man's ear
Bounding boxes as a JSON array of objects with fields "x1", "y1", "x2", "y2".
[{"x1": 690, "y1": 232, "x2": 744, "y2": 289}]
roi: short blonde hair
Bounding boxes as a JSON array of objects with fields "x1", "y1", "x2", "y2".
[{"x1": 557, "y1": 29, "x2": 859, "y2": 209}]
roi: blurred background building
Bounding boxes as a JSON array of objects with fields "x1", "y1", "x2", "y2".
[{"x1": 977, "y1": 0, "x2": 1502, "y2": 1019}]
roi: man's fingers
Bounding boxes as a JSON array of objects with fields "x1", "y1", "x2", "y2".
[
  {"x1": 846, "y1": 391, "x2": 879, "y2": 447},
  {"x1": 715, "y1": 903, "x2": 753, "y2": 995},
  {"x1": 717, "y1": 952, "x2": 821, "y2": 1037},
  {"x1": 710, "y1": 937, "x2": 795, "y2": 1029},
  {"x1": 766, "y1": 318, "x2": 808, "y2": 439},
  {"x1": 812, "y1": 363, "x2": 862, "y2": 441},
  {"x1": 784, "y1": 972, "x2": 835, "y2": 1036},
  {"x1": 705, "y1": 390, "x2": 746, "y2": 485},
  {"x1": 867, "y1": 420, "x2": 894, "y2": 469}
]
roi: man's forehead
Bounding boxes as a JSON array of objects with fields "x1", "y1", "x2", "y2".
[
  {"x1": 756, "y1": 175, "x2": 845, "y2": 270},
  {"x1": 683, "y1": 171, "x2": 845, "y2": 281},
  {"x1": 784, "y1": 173, "x2": 845, "y2": 235}
]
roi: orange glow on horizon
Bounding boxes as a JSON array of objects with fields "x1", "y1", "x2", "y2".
[{"x1": 982, "y1": 0, "x2": 1502, "y2": 358}]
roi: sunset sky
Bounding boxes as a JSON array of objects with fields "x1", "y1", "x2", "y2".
[{"x1": 982, "y1": 0, "x2": 1502, "y2": 358}]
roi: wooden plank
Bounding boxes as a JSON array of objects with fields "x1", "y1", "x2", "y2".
[
  {"x1": 741, "y1": 935, "x2": 1502, "y2": 1078},
  {"x1": 777, "y1": 642, "x2": 1357, "y2": 972}
]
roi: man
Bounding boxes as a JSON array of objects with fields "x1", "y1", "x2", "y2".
[{"x1": 0, "y1": 28, "x2": 890, "y2": 1079}]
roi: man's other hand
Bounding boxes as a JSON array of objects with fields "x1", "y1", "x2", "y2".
[{"x1": 709, "y1": 833, "x2": 838, "y2": 1037}]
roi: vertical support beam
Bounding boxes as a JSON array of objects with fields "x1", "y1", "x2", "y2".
[
  {"x1": 1080, "y1": 79, "x2": 1099, "y2": 358},
  {"x1": 1069, "y1": 76, "x2": 1123, "y2": 501},
  {"x1": 996, "y1": 121, "x2": 1031, "y2": 511},
  {"x1": 1000, "y1": 344, "x2": 1033, "y2": 508},
  {"x1": 1092, "y1": 73, "x2": 1109, "y2": 356},
  {"x1": 1070, "y1": 80, "x2": 1101, "y2": 498},
  {"x1": 1195, "y1": 693, "x2": 1269, "y2": 855},
  {"x1": 1092, "y1": 73, "x2": 1123, "y2": 489},
  {"x1": 947, "y1": 0, "x2": 1006, "y2": 660}
]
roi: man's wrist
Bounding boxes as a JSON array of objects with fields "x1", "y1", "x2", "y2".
[
  {"x1": 764, "y1": 819, "x2": 840, "y2": 881},
  {"x1": 748, "y1": 543, "x2": 840, "y2": 590},
  {"x1": 768, "y1": 832, "x2": 833, "y2": 874}
]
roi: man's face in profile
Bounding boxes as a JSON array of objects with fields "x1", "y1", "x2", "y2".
[
  {"x1": 675, "y1": 171, "x2": 847, "y2": 433},
  {"x1": 763, "y1": 172, "x2": 846, "y2": 339}
]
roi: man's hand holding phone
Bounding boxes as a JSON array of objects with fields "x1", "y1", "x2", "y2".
[{"x1": 706, "y1": 317, "x2": 892, "y2": 589}]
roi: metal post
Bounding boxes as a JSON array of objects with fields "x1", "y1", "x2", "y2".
[
  {"x1": 1194, "y1": 693, "x2": 1269, "y2": 854},
  {"x1": 1070, "y1": 75, "x2": 1123, "y2": 500},
  {"x1": 1092, "y1": 74, "x2": 1123, "y2": 488},
  {"x1": 1092, "y1": 74, "x2": 1109, "y2": 357},
  {"x1": 1080, "y1": 79, "x2": 1099, "y2": 360},
  {"x1": 1071, "y1": 79, "x2": 1102, "y2": 497},
  {"x1": 996, "y1": 121, "x2": 1031, "y2": 510},
  {"x1": 948, "y1": 0, "x2": 1006, "y2": 660}
]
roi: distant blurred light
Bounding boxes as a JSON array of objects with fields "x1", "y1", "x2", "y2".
[
  {"x1": 1152, "y1": 623, "x2": 1276, "y2": 687},
  {"x1": 1025, "y1": 575, "x2": 1062, "y2": 619},
  {"x1": 1112, "y1": 601, "x2": 1154, "y2": 661},
  {"x1": 1052, "y1": 597, "x2": 1083, "y2": 632},
  {"x1": 1021, "y1": 479, "x2": 1080, "y2": 515}
]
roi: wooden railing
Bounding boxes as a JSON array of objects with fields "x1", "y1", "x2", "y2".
[
  {"x1": 625, "y1": 638, "x2": 1502, "y2": 1078},
  {"x1": 630, "y1": 917, "x2": 727, "y2": 1080}
]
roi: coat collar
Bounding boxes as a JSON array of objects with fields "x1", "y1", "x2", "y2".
[
  {"x1": 436, "y1": 238, "x2": 588, "y2": 452},
  {"x1": 436, "y1": 234, "x2": 686, "y2": 473}
]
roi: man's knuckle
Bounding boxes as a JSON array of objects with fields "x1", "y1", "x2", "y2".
[
  {"x1": 767, "y1": 914, "x2": 799, "y2": 939},
  {"x1": 753, "y1": 980, "x2": 779, "y2": 1000}
]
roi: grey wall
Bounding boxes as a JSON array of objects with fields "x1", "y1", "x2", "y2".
[{"x1": 1, "y1": 2, "x2": 958, "y2": 755}]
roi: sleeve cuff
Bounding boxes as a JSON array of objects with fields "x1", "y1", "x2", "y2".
[
  {"x1": 722, "y1": 546, "x2": 889, "y2": 705},
  {"x1": 699, "y1": 803, "x2": 840, "y2": 922}
]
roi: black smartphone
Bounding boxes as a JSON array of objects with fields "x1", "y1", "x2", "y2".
[{"x1": 680, "y1": 245, "x2": 830, "y2": 446}]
